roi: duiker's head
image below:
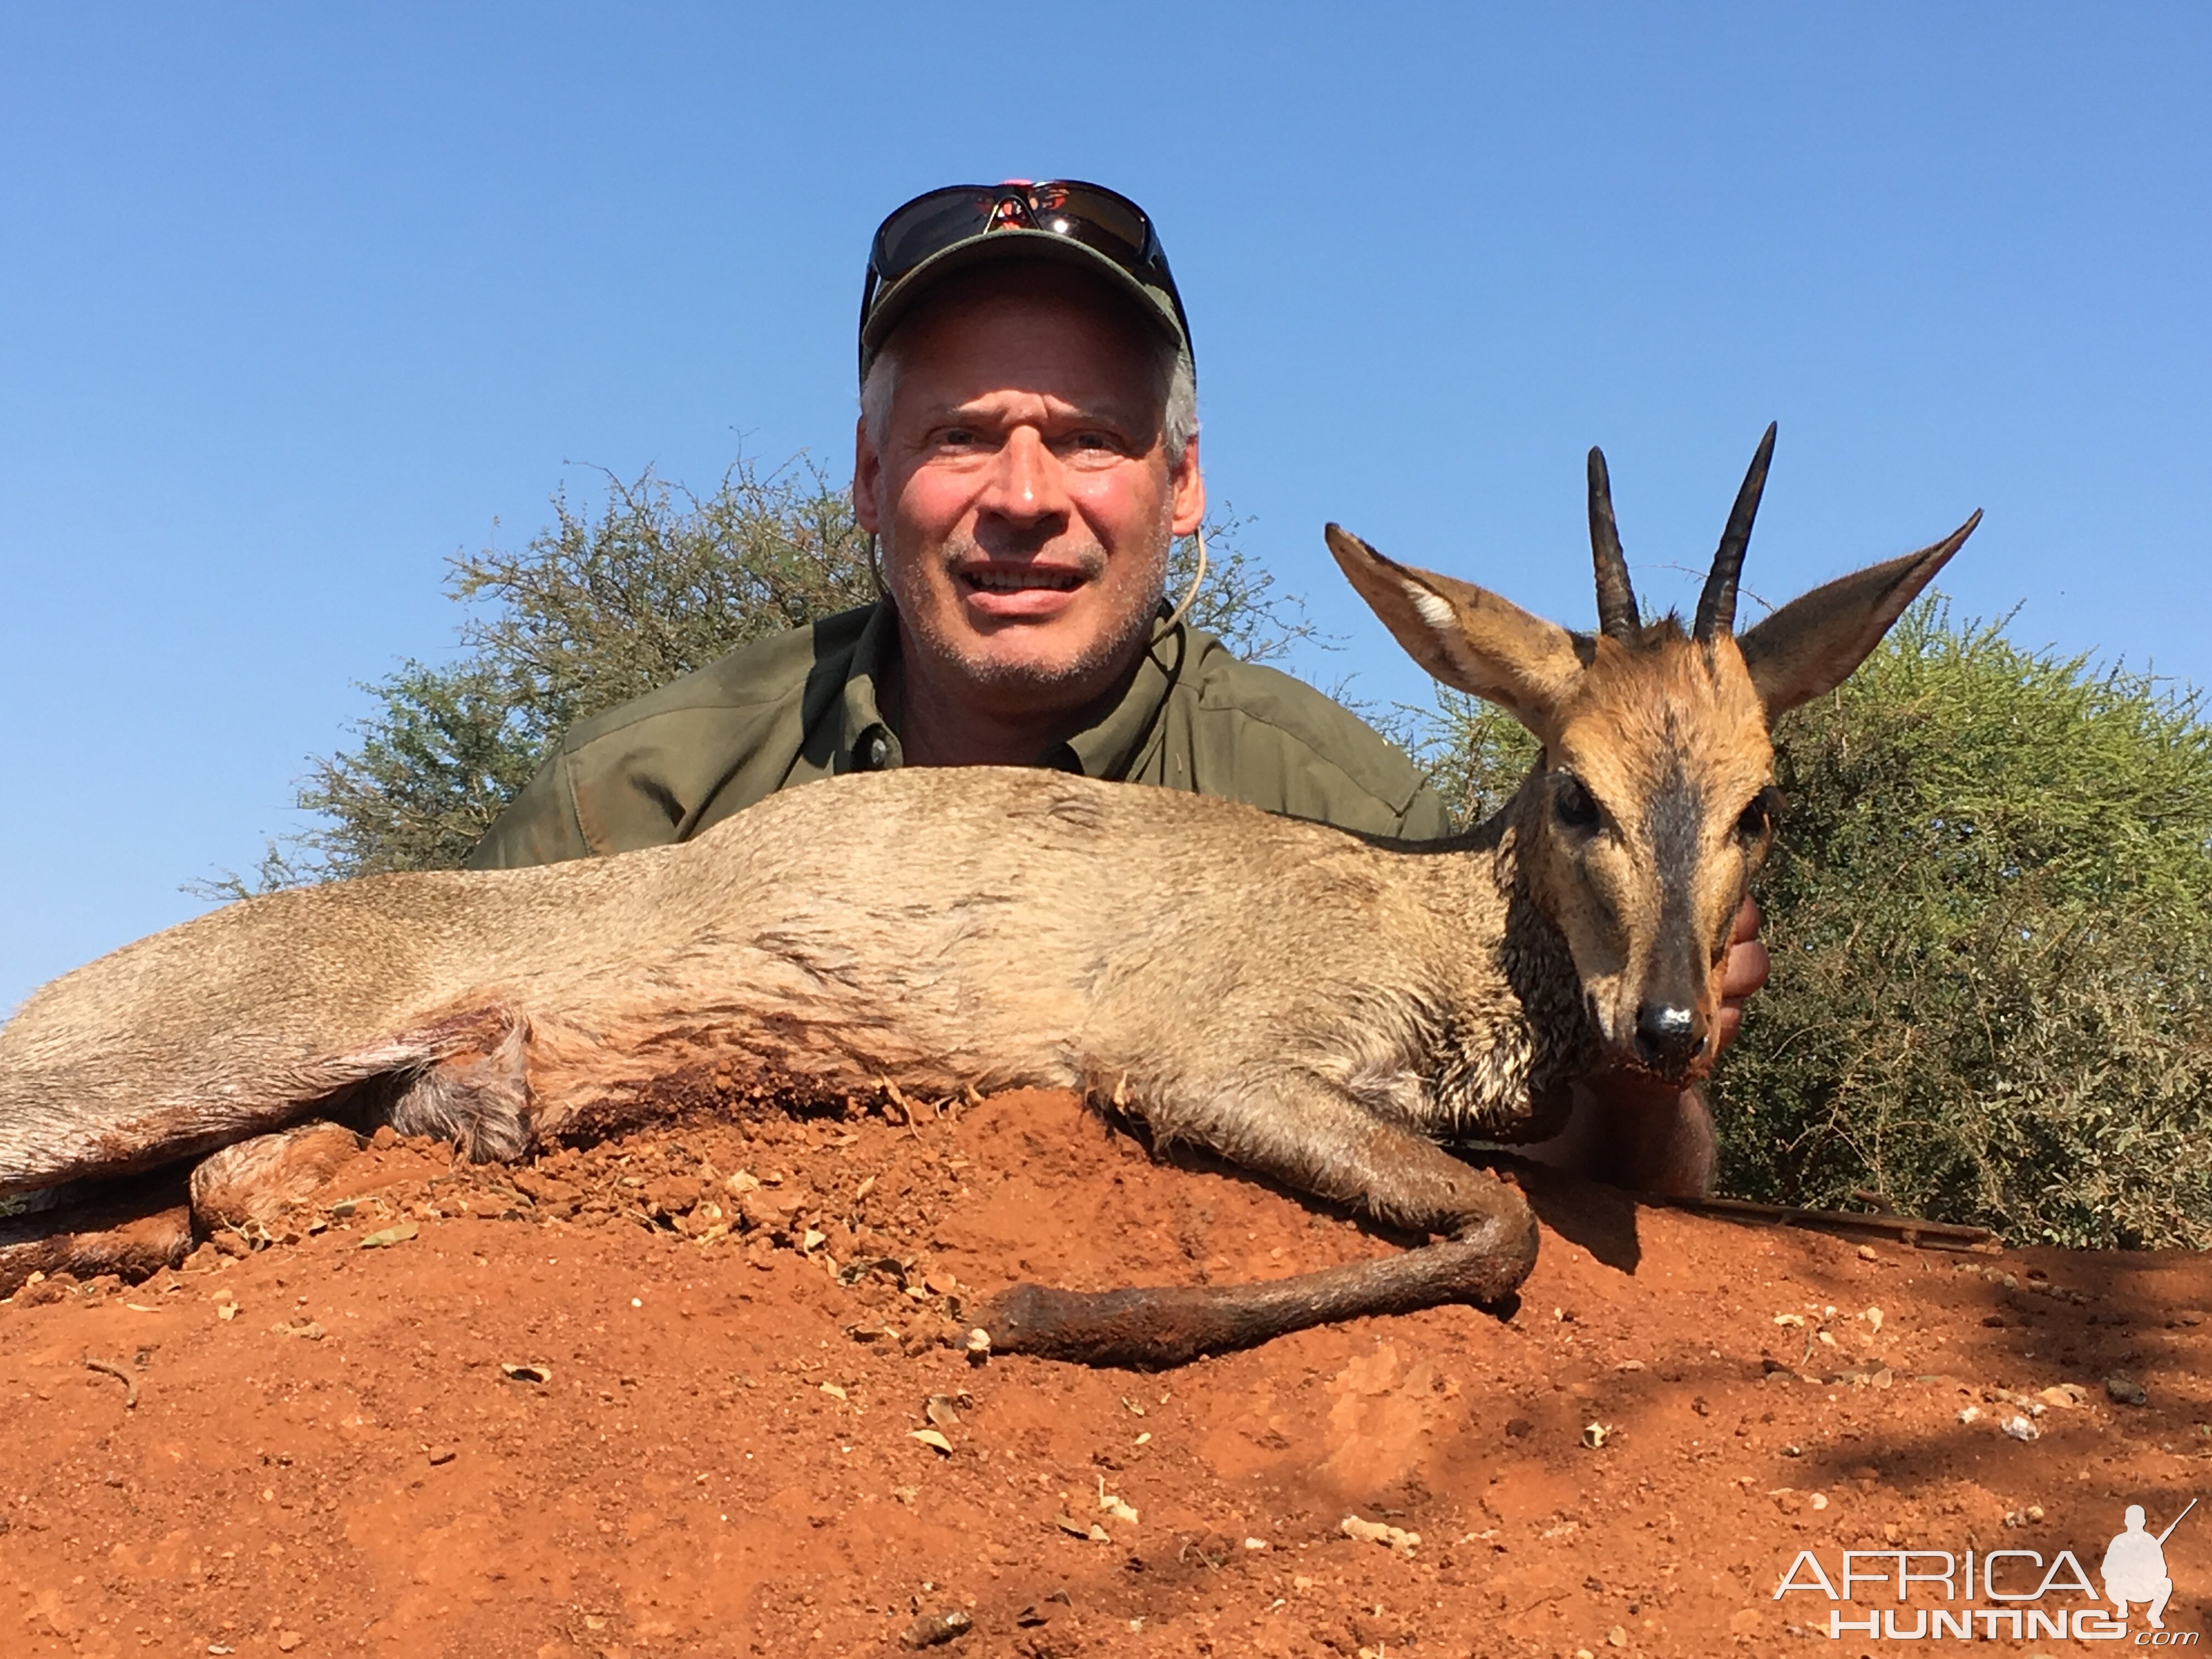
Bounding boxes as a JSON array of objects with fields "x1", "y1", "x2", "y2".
[{"x1": 1330, "y1": 427, "x2": 1978, "y2": 1084}]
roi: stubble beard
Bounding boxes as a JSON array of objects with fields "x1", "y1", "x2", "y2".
[{"x1": 889, "y1": 531, "x2": 1167, "y2": 702}]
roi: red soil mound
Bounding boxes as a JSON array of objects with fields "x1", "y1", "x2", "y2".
[{"x1": 3, "y1": 1088, "x2": 2207, "y2": 1656}]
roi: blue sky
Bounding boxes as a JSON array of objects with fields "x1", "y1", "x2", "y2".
[{"x1": 3, "y1": 4, "x2": 2207, "y2": 1011}]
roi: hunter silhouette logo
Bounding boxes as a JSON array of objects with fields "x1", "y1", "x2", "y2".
[
  {"x1": 1773, "y1": 1498, "x2": 2201, "y2": 1641},
  {"x1": 2104, "y1": 1500, "x2": 2193, "y2": 1630}
]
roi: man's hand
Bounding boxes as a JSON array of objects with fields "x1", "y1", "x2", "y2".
[{"x1": 1713, "y1": 895, "x2": 1770, "y2": 1057}]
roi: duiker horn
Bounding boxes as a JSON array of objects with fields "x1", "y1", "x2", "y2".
[
  {"x1": 1694, "y1": 422, "x2": 1778, "y2": 641},
  {"x1": 1586, "y1": 447, "x2": 1639, "y2": 641}
]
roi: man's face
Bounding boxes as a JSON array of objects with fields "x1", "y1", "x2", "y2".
[{"x1": 853, "y1": 271, "x2": 1205, "y2": 714}]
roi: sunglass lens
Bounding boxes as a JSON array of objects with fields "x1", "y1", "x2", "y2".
[
  {"x1": 1029, "y1": 183, "x2": 1154, "y2": 269},
  {"x1": 873, "y1": 189, "x2": 998, "y2": 281}
]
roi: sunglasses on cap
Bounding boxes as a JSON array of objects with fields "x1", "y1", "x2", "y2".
[{"x1": 860, "y1": 180, "x2": 1192, "y2": 369}]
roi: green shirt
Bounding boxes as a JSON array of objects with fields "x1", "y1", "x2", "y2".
[{"x1": 465, "y1": 600, "x2": 1452, "y2": 870}]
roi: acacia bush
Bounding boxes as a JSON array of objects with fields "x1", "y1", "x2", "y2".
[
  {"x1": 1708, "y1": 607, "x2": 2212, "y2": 1248},
  {"x1": 208, "y1": 459, "x2": 1311, "y2": 889}
]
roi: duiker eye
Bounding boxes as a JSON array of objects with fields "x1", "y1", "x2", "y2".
[
  {"x1": 1553, "y1": 775, "x2": 1600, "y2": 832},
  {"x1": 1735, "y1": 788, "x2": 1780, "y2": 841}
]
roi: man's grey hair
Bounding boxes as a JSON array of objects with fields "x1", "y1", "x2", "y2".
[{"x1": 861, "y1": 331, "x2": 1199, "y2": 460}]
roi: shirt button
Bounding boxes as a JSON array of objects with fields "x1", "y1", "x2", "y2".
[{"x1": 862, "y1": 731, "x2": 890, "y2": 770}]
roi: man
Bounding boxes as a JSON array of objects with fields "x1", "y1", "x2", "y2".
[{"x1": 469, "y1": 179, "x2": 1765, "y2": 1190}]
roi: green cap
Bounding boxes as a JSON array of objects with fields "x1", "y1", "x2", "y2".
[{"x1": 857, "y1": 182, "x2": 1193, "y2": 385}]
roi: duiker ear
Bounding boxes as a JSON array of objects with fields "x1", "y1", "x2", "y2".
[
  {"x1": 1326, "y1": 524, "x2": 1584, "y2": 736},
  {"x1": 1737, "y1": 511, "x2": 1982, "y2": 715}
]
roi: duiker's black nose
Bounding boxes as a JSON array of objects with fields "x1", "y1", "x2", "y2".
[{"x1": 1634, "y1": 1002, "x2": 1706, "y2": 1070}]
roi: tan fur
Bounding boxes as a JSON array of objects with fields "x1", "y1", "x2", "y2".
[{"x1": 2, "y1": 776, "x2": 1583, "y2": 1223}]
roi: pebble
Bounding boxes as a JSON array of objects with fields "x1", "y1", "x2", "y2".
[
  {"x1": 900, "y1": 1609, "x2": 973, "y2": 1649},
  {"x1": 1341, "y1": 1514, "x2": 1420, "y2": 1555}
]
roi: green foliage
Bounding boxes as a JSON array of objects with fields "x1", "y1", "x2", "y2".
[
  {"x1": 1169, "y1": 512, "x2": 1325, "y2": 668},
  {"x1": 204, "y1": 459, "x2": 1311, "y2": 892},
  {"x1": 1381, "y1": 687, "x2": 1540, "y2": 827},
  {"x1": 196, "y1": 459, "x2": 875, "y2": 893},
  {"x1": 1710, "y1": 603, "x2": 2212, "y2": 1248}
]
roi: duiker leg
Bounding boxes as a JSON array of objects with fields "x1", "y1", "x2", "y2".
[
  {"x1": 381, "y1": 1006, "x2": 535, "y2": 1161},
  {"x1": 0, "y1": 1006, "x2": 534, "y2": 1199},
  {"x1": 190, "y1": 1121, "x2": 366, "y2": 1235},
  {"x1": 0, "y1": 1121, "x2": 365, "y2": 1295},
  {"x1": 979, "y1": 1085, "x2": 1537, "y2": 1367},
  {"x1": 1521, "y1": 1080, "x2": 1717, "y2": 1198},
  {"x1": 0, "y1": 1182, "x2": 193, "y2": 1299}
]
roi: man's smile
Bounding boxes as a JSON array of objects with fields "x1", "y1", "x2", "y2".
[
  {"x1": 955, "y1": 559, "x2": 1091, "y2": 621},
  {"x1": 961, "y1": 563, "x2": 1085, "y2": 592}
]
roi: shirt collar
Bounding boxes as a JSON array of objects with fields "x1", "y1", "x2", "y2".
[
  {"x1": 833, "y1": 599, "x2": 1188, "y2": 779},
  {"x1": 832, "y1": 600, "x2": 902, "y2": 772},
  {"x1": 1057, "y1": 611, "x2": 1187, "y2": 777}
]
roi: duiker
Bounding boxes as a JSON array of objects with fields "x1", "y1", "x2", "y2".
[{"x1": 0, "y1": 430, "x2": 1974, "y2": 1365}]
